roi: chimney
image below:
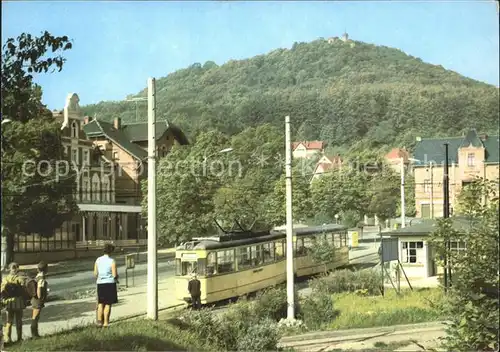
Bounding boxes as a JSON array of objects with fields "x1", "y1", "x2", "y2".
[
  {"x1": 83, "y1": 116, "x2": 90, "y2": 125},
  {"x1": 480, "y1": 133, "x2": 488, "y2": 141},
  {"x1": 114, "y1": 117, "x2": 121, "y2": 130}
]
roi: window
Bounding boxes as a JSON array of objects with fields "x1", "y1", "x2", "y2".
[
  {"x1": 71, "y1": 121, "x2": 78, "y2": 138},
  {"x1": 83, "y1": 150, "x2": 90, "y2": 165},
  {"x1": 424, "y1": 179, "x2": 431, "y2": 193},
  {"x1": 217, "y1": 250, "x2": 235, "y2": 273},
  {"x1": 334, "y1": 233, "x2": 342, "y2": 248},
  {"x1": 303, "y1": 236, "x2": 315, "y2": 253},
  {"x1": 401, "y1": 241, "x2": 424, "y2": 264},
  {"x1": 274, "y1": 240, "x2": 285, "y2": 260},
  {"x1": 237, "y1": 246, "x2": 253, "y2": 271},
  {"x1": 103, "y1": 217, "x2": 108, "y2": 238},
  {"x1": 295, "y1": 238, "x2": 307, "y2": 256},
  {"x1": 262, "y1": 242, "x2": 274, "y2": 263},
  {"x1": 176, "y1": 259, "x2": 182, "y2": 276},
  {"x1": 82, "y1": 180, "x2": 89, "y2": 201},
  {"x1": 467, "y1": 153, "x2": 475, "y2": 167},
  {"x1": 181, "y1": 261, "x2": 197, "y2": 276},
  {"x1": 450, "y1": 241, "x2": 467, "y2": 253},
  {"x1": 92, "y1": 174, "x2": 101, "y2": 202},
  {"x1": 102, "y1": 176, "x2": 111, "y2": 202},
  {"x1": 251, "y1": 245, "x2": 263, "y2": 266},
  {"x1": 113, "y1": 151, "x2": 119, "y2": 161},
  {"x1": 71, "y1": 148, "x2": 78, "y2": 164},
  {"x1": 206, "y1": 252, "x2": 216, "y2": 275}
]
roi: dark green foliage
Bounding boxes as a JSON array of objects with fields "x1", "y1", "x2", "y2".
[
  {"x1": 253, "y1": 286, "x2": 289, "y2": 322},
  {"x1": 82, "y1": 39, "x2": 499, "y2": 149},
  {"x1": 429, "y1": 178, "x2": 499, "y2": 351},
  {"x1": 298, "y1": 292, "x2": 337, "y2": 330}
]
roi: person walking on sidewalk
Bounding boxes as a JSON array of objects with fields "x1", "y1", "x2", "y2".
[
  {"x1": 30, "y1": 261, "x2": 49, "y2": 338},
  {"x1": 1, "y1": 262, "x2": 26, "y2": 344},
  {"x1": 188, "y1": 273, "x2": 201, "y2": 310},
  {"x1": 94, "y1": 243, "x2": 119, "y2": 327}
]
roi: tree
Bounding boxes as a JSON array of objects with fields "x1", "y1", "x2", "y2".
[
  {"x1": 145, "y1": 131, "x2": 230, "y2": 245},
  {"x1": 429, "y1": 178, "x2": 499, "y2": 351},
  {"x1": 309, "y1": 235, "x2": 336, "y2": 274},
  {"x1": 311, "y1": 168, "x2": 369, "y2": 223},
  {"x1": 266, "y1": 166, "x2": 313, "y2": 226},
  {"x1": 366, "y1": 166, "x2": 400, "y2": 222},
  {"x1": 1, "y1": 32, "x2": 76, "y2": 267}
]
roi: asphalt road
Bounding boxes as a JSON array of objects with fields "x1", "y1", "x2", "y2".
[{"x1": 48, "y1": 258, "x2": 176, "y2": 298}]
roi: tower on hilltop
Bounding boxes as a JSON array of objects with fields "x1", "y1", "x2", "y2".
[{"x1": 341, "y1": 31, "x2": 349, "y2": 42}]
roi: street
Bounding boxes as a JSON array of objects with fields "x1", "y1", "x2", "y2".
[{"x1": 48, "y1": 258, "x2": 176, "y2": 299}]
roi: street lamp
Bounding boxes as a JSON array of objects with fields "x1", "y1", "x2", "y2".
[
  {"x1": 203, "y1": 147, "x2": 233, "y2": 162},
  {"x1": 400, "y1": 157, "x2": 420, "y2": 228},
  {"x1": 334, "y1": 214, "x2": 339, "y2": 224}
]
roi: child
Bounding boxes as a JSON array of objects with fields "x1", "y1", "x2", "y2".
[
  {"x1": 1, "y1": 262, "x2": 26, "y2": 344},
  {"x1": 30, "y1": 261, "x2": 48, "y2": 338}
]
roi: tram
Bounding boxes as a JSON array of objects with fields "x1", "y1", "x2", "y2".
[{"x1": 174, "y1": 224, "x2": 349, "y2": 304}]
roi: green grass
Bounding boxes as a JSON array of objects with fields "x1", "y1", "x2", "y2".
[
  {"x1": 328, "y1": 288, "x2": 445, "y2": 330},
  {"x1": 7, "y1": 319, "x2": 218, "y2": 352}
]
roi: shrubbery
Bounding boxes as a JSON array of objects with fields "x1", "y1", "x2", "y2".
[
  {"x1": 309, "y1": 268, "x2": 381, "y2": 295},
  {"x1": 297, "y1": 291, "x2": 337, "y2": 330}
]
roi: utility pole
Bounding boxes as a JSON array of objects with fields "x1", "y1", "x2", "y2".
[
  {"x1": 443, "y1": 143, "x2": 450, "y2": 293},
  {"x1": 430, "y1": 161, "x2": 434, "y2": 219},
  {"x1": 147, "y1": 77, "x2": 158, "y2": 320},
  {"x1": 400, "y1": 157, "x2": 406, "y2": 228},
  {"x1": 285, "y1": 115, "x2": 295, "y2": 320}
]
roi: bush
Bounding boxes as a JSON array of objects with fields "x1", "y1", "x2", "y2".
[
  {"x1": 310, "y1": 268, "x2": 381, "y2": 295},
  {"x1": 298, "y1": 291, "x2": 337, "y2": 330},
  {"x1": 236, "y1": 318, "x2": 280, "y2": 352},
  {"x1": 253, "y1": 286, "x2": 288, "y2": 322}
]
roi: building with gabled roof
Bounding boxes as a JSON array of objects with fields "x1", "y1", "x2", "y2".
[
  {"x1": 412, "y1": 129, "x2": 499, "y2": 219},
  {"x1": 310, "y1": 154, "x2": 343, "y2": 182},
  {"x1": 83, "y1": 116, "x2": 189, "y2": 206},
  {"x1": 13, "y1": 93, "x2": 189, "y2": 265},
  {"x1": 292, "y1": 141, "x2": 326, "y2": 159}
]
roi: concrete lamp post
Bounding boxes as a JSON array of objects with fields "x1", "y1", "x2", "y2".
[
  {"x1": 400, "y1": 157, "x2": 421, "y2": 228},
  {"x1": 203, "y1": 148, "x2": 233, "y2": 162}
]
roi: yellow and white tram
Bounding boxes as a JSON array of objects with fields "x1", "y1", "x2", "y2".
[{"x1": 174, "y1": 224, "x2": 349, "y2": 304}]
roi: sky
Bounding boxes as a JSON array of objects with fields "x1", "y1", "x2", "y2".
[{"x1": 2, "y1": 1, "x2": 499, "y2": 110}]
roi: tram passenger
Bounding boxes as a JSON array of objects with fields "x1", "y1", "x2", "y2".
[{"x1": 188, "y1": 273, "x2": 201, "y2": 310}]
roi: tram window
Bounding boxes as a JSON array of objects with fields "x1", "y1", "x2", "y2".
[
  {"x1": 296, "y1": 239, "x2": 307, "y2": 256},
  {"x1": 334, "y1": 233, "x2": 342, "y2": 248},
  {"x1": 207, "y1": 252, "x2": 217, "y2": 276},
  {"x1": 326, "y1": 233, "x2": 334, "y2": 245},
  {"x1": 251, "y1": 245, "x2": 263, "y2": 266},
  {"x1": 181, "y1": 261, "x2": 197, "y2": 276},
  {"x1": 217, "y1": 250, "x2": 235, "y2": 273},
  {"x1": 197, "y1": 258, "x2": 207, "y2": 276},
  {"x1": 304, "y1": 236, "x2": 315, "y2": 252},
  {"x1": 342, "y1": 232, "x2": 348, "y2": 247},
  {"x1": 275, "y1": 240, "x2": 284, "y2": 260},
  {"x1": 175, "y1": 259, "x2": 182, "y2": 276},
  {"x1": 237, "y1": 247, "x2": 253, "y2": 270},
  {"x1": 263, "y1": 243, "x2": 274, "y2": 263}
]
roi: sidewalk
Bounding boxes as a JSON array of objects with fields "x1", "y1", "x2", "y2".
[
  {"x1": 13, "y1": 248, "x2": 175, "y2": 278},
  {"x1": 279, "y1": 321, "x2": 446, "y2": 351},
  {"x1": 4, "y1": 276, "x2": 185, "y2": 341}
]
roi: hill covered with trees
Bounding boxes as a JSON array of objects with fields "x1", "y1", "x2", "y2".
[{"x1": 82, "y1": 37, "x2": 499, "y2": 152}]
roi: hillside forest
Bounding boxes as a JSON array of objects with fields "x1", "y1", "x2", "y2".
[{"x1": 82, "y1": 37, "x2": 499, "y2": 155}]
